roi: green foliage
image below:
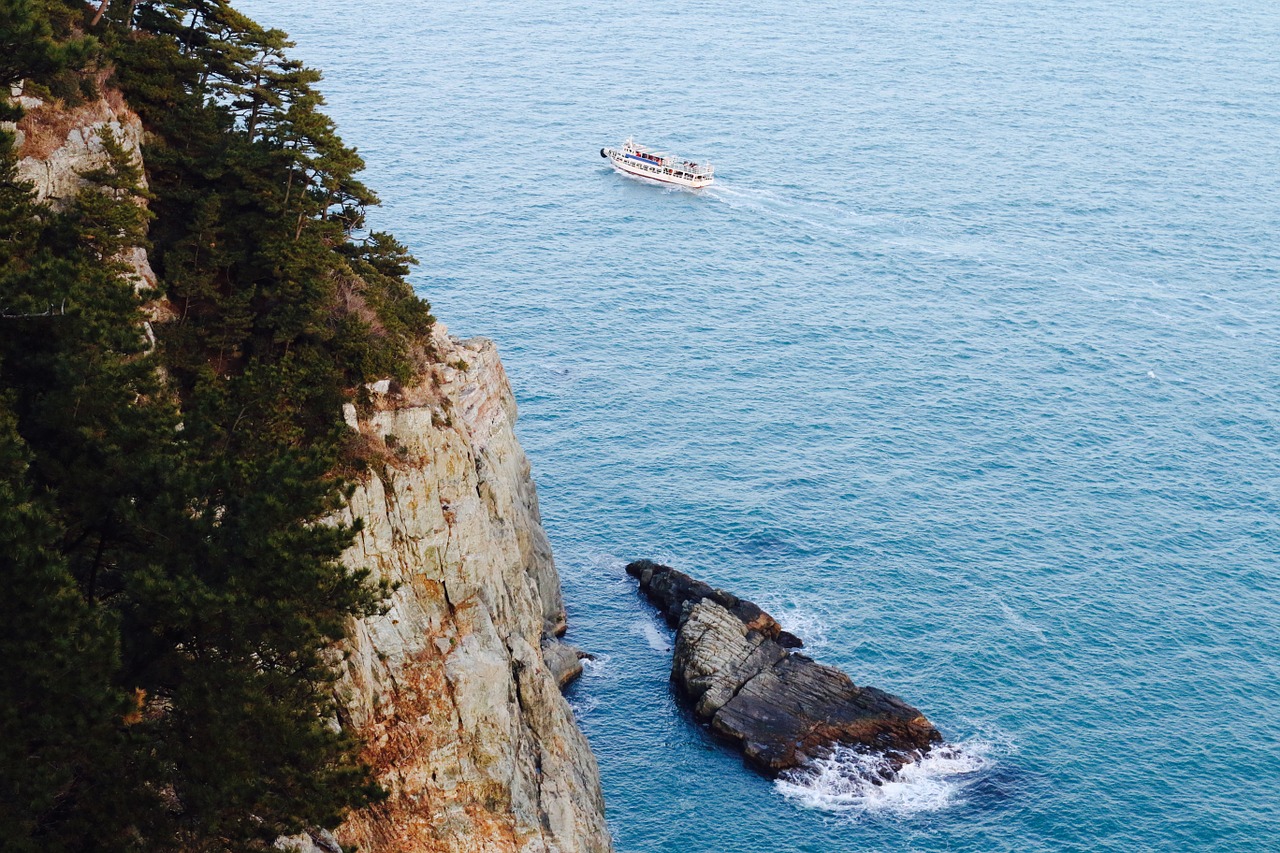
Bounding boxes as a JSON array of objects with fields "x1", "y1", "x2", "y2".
[
  {"x1": 0, "y1": 117, "x2": 167, "y2": 851},
  {"x1": 113, "y1": 1, "x2": 432, "y2": 391},
  {"x1": 0, "y1": 0, "x2": 99, "y2": 111},
  {"x1": 1, "y1": 0, "x2": 434, "y2": 849},
  {"x1": 0, "y1": 396, "x2": 133, "y2": 852}
]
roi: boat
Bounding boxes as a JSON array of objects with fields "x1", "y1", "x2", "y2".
[{"x1": 600, "y1": 138, "x2": 714, "y2": 188}]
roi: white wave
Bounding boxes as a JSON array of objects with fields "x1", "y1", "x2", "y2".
[
  {"x1": 568, "y1": 694, "x2": 600, "y2": 718},
  {"x1": 758, "y1": 599, "x2": 832, "y2": 652},
  {"x1": 581, "y1": 653, "x2": 612, "y2": 678},
  {"x1": 774, "y1": 741, "x2": 990, "y2": 817}
]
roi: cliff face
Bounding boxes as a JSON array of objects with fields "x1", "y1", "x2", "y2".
[
  {"x1": 5, "y1": 81, "x2": 159, "y2": 295},
  {"x1": 12, "y1": 88, "x2": 611, "y2": 853},
  {"x1": 8, "y1": 82, "x2": 140, "y2": 202},
  {"x1": 331, "y1": 328, "x2": 611, "y2": 852}
]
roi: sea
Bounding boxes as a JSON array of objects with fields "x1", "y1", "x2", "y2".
[{"x1": 238, "y1": 2, "x2": 1280, "y2": 850}]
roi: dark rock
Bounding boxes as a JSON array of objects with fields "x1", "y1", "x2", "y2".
[
  {"x1": 624, "y1": 559, "x2": 799, "y2": 646},
  {"x1": 628, "y1": 559, "x2": 942, "y2": 776},
  {"x1": 775, "y1": 630, "x2": 804, "y2": 649}
]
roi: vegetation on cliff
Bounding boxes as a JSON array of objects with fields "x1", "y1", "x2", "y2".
[{"x1": 0, "y1": 2, "x2": 434, "y2": 849}]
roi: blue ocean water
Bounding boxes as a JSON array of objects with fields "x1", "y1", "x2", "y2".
[{"x1": 239, "y1": 2, "x2": 1280, "y2": 849}]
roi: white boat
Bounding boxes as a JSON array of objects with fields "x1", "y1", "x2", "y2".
[{"x1": 600, "y1": 138, "x2": 714, "y2": 188}]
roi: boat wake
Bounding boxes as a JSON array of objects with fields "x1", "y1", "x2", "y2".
[
  {"x1": 774, "y1": 740, "x2": 992, "y2": 817},
  {"x1": 704, "y1": 181, "x2": 893, "y2": 237},
  {"x1": 704, "y1": 180, "x2": 1030, "y2": 267}
]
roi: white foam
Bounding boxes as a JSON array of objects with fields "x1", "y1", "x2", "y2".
[
  {"x1": 755, "y1": 581, "x2": 835, "y2": 652},
  {"x1": 761, "y1": 602, "x2": 832, "y2": 652},
  {"x1": 567, "y1": 694, "x2": 600, "y2": 718},
  {"x1": 581, "y1": 653, "x2": 611, "y2": 678},
  {"x1": 774, "y1": 741, "x2": 990, "y2": 817}
]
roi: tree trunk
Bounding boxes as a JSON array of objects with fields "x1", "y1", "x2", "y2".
[{"x1": 90, "y1": 0, "x2": 111, "y2": 27}]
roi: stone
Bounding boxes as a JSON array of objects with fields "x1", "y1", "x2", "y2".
[
  {"x1": 542, "y1": 638, "x2": 587, "y2": 688},
  {"x1": 8, "y1": 83, "x2": 163, "y2": 303},
  {"x1": 624, "y1": 559, "x2": 802, "y2": 647},
  {"x1": 8, "y1": 86, "x2": 147, "y2": 207},
  {"x1": 629, "y1": 560, "x2": 941, "y2": 776},
  {"x1": 275, "y1": 829, "x2": 343, "y2": 853}
]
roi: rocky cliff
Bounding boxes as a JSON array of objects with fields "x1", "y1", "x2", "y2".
[
  {"x1": 329, "y1": 327, "x2": 610, "y2": 853},
  {"x1": 7, "y1": 79, "x2": 143, "y2": 204},
  {"x1": 12, "y1": 85, "x2": 611, "y2": 853}
]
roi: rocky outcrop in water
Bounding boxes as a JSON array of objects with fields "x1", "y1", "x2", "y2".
[
  {"x1": 626, "y1": 559, "x2": 941, "y2": 775},
  {"x1": 626, "y1": 558, "x2": 804, "y2": 649}
]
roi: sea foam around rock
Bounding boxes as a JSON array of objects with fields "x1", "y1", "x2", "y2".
[{"x1": 775, "y1": 741, "x2": 991, "y2": 816}]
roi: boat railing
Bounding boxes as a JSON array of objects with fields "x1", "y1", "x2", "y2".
[
  {"x1": 619, "y1": 151, "x2": 713, "y2": 176},
  {"x1": 619, "y1": 141, "x2": 713, "y2": 176}
]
